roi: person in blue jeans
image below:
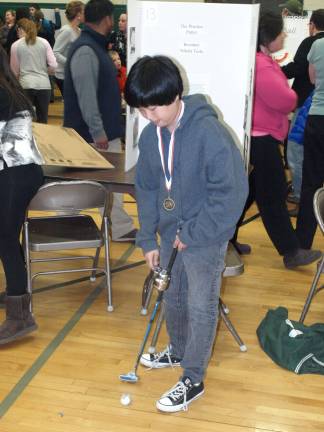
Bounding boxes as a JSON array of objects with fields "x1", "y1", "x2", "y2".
[
  {"x1": 124, "y1": 56, "x2": 248, "y2": 412},
  {"x1": 282, "y1": 9, "x2": 324, "y2": 203},
  {"x1": 287, "y1": 92, "x2": 313, "y2": 204}
]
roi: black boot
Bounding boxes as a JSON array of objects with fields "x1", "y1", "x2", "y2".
[
  {"x1": 283, "y1": 249, "x2": 322, "y2": 269},
  {"x1": 0, "y1": 294, "x2": 38, "y2": 345}
]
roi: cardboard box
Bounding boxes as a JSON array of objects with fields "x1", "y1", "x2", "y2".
[{"x1": 32, "y1": 123, "x2": 114, "y2": 169}]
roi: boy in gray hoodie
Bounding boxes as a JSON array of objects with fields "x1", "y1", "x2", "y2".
[{"x1": 125, "y1": 56, "x2": 248, "y2": 413}]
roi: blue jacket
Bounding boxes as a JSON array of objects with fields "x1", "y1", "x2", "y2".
[
  {"x1": 288, "y1": 92, "x2": 314, "y2": 146},
  {"x1": 135, "y1": 94, "x2": 248, "y2": 252},
  {"x1": 36, "y1": 12, "x2": 61, "y2": 47}
]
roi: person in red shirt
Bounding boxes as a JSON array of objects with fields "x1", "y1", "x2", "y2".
[{"x1": 109, "y1": 50, "x2": 126, "y2": 95}]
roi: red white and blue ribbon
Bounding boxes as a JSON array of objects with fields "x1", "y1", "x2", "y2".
[{"x1": 156, "y1": 101, "x2": 185, "y2": 195}]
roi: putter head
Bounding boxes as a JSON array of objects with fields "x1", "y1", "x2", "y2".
[{"x1": 119, "y1": 371, "x2": 139, "y2": 383}]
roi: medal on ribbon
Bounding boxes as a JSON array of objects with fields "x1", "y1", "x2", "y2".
[
  {"x1": 157, "y1": 101, "x2": 184, "y2": 212},
  {"x1": 163, "y1": 197, "x2": 176, "y2": 211}
]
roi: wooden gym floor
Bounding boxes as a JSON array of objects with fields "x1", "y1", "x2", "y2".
[{"x1": 0, "y1": 100, "x2": 323, "y2": 431}]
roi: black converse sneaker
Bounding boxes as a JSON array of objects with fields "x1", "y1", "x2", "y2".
[
  {"x1": 156, "y1": 377, "x2": 204, "y2": 413},
  {"x1": 140, "y1": 346, "x2": 181, "y2": 369}
]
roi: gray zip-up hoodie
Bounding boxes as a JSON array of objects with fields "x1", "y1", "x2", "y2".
[{"x1": 135, "y1": 94, "x2": 248, "y2": 253}]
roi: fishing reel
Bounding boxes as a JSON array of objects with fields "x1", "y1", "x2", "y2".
[{"x1": 152, "y1": 266, "x2": 171, "y2": 292}]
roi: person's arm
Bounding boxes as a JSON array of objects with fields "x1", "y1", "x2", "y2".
[
  {"x1": 288, "y1": 93, "x2": 313, "y2": 145},
  {"x1": 309, "y1": 63, "x2": 316, "y2": 84},
  {"x1": 0, "y1": 87, "x2": 11, "y2": 121},
  {"x1": 0, "y1": 27, "x2": 7, "y2": 47},
  {"x1": 256, "y1": 63, "x2": 297, "y2": 114},
  {"x1": 119, "y1": 66, "x2": 127, "y2": 93},
  {"x1": 281, "y1": 38, "x2": 312, "y2": 79},
  {"x1": 53, "y1": 9, "x2": 62, "y2": 30},
  {"x1": 5, "y1": 26, "x2": 17, "y2": 54},
  {"x1": 53, "y1": 28, "x2": 70, "y2": 66},
  {"x1": 144, "y1": 250, "x2": 160, "y2": 270},
  {"x1": 41, "y1": 38, "x2": 57, "y2": 74},
  {"x1": 135, "y1": 130, "x2": 160, "y2": 255},
  {"x1": 307, "y1": 41, "x2": 318, "y2": 85},
  {"x1": 179, "y1": 124, "x2": 248, "y2": 247},
  {"x1": 107, "y1": 31, "x2": 116, "y2": 50},
  {"x1": 10, "y1": 41, "x2": 20, "y2": 78},
  {"x1": 70, "y1": 46, "x2": 108, "y2": 148}
]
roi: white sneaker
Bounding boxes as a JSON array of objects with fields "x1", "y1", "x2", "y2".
[
  {"x1": 140, "y1": 346, "x2": 181, "y2": 369},
  {"x1": 156, "y1": 377, "x2": 204, "y2": 413}
]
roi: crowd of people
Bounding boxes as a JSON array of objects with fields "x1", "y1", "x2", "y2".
[
  {"x1": 0, "y1": 0, "x2": 323, "y2": 414},
  {"x1": 0, "y1": 2, "x2": 127, "y2": 119},
  {"x1": 0, "y1": 1, "x2": 136, "y2": 347},
  {"x1": 234, "y1": 10, "x2": 323, "y2": 269}
]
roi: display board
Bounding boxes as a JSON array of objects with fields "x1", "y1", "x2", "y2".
[
  {"x1": 273, "y1": 16, "x2": 310, "y2": 67},
  {"x1": 32, "y1": 123, "x2": 113, "y2": 169},
  {"x1": 125, "y1": 1, "x2": 259, "y2": 172},
  {"x1": 304, "y1": 0, "x2": 321, "y2": 9},
  {"x1": 42, "y1": 8, "x2": 67, "y2": 26}
]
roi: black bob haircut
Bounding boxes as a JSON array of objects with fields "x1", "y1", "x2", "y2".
[
  {"x1": 257, "y1": 11, "x2": 283, "y2": 50},
  {"x1": 125, "y1": 55, "x2": 183, "y2": 108},
  {"x1": 310, "y1": 9, "x2": 324, "y2": 31},
  {"x1": 85, "y1": 0, "x2": 114, "y2": 24}
]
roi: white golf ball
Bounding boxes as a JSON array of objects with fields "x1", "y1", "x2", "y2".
[{"x1": 120, "y1": 393, "x2": 131, "y2": 406}]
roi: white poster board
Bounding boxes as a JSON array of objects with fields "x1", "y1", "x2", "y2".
[
  {"x1": 42, "y1": 8, "x2": 68, "y2": 26},
  {"x1": 32, "y1": 123, "x2": 113, "y2": 169},
  {"x1": 304, "y1": 0, "x2": 323, "y2": 10},
  {"x1": 273, "y1": 16, "x2": 309, "y2": 67},
  {"x1": 125, "y1": 1, "x2": 260, "y2": 172}
]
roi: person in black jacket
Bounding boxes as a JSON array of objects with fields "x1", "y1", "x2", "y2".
[
  {"x1": 108, "y1": 13, "x2": 127, "y2": 67},
  {"x1": 282, "y1": 9, "x2": 324, "y2": 204},
  {"x1": 31, "y1": 5, "x2": 62, "y2": 48},
  {"x1": 282, "y1": 9, "x2": 324, "y2": 108},
  {"x1": 4, "y1": 7, "x2": 29, "y2": 55},
  {"x1": 0, "y1": 9, "x2": 16, "y2": 48}
]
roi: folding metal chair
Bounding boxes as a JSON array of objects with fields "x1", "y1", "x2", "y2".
[
  {"x1": 23, "y1": 180, "x2": 114, "y2": 311},
  {"x1": 299, "y1": 187, "x2": 324, "y2": 323},
  {"x1": 141, "y1": 242, "x2": 247, "y2": 353}
]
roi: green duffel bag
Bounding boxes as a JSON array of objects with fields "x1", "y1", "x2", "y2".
[{"x1": 257, "y1": 306, "x2": 324, "y2": 374}]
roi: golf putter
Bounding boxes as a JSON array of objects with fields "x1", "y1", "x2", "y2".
[{"x1": 119, "y1": 246, "x2": 178, "y2": 383}]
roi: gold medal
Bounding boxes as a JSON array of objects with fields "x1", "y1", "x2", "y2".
[{"x1": 163, "y1": 197, "x2": 175, "y2": 211}]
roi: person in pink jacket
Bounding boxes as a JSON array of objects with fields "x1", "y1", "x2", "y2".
[{"x1": 248, "y1": 11, "x2": 321, "y2": 269}]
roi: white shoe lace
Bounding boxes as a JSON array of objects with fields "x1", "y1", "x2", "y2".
[
  {"x1": 160, "y1": 380, "x2": 188, "y2": 411},
  {"x1": 147, "y1": 345, "x2": 175, "y2": 370}
]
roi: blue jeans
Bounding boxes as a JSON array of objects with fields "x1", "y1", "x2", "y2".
[
  {"x1": 287, "y1": 140, "x2": 304, "y2": 199},
  {"x1": 287, "y1": 108, "x2": 304, "y2": 199},
  {"x1": 160, "y1": 240, "x2": 228, "y2": 383}
]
